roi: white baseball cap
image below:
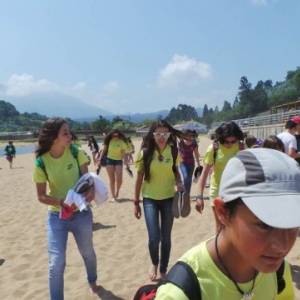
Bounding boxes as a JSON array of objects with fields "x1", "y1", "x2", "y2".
[{"x1": 219, "y1": 148, "x2": 300, "y2": 228}]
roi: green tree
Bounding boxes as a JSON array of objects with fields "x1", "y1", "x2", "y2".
[{"x1": 91, "y1": 115, "x2": 111, "y2": 133}]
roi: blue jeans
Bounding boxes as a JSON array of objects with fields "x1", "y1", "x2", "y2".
[
  {"x1": 47, "y1": 208, "x2": 97, "y2": 300},
  {"x1": 143, "y1": 198, "x2": 174, "y2": 273},
  {"x1": 179, "y1": 163, "x2": 195, "y2": 194}
]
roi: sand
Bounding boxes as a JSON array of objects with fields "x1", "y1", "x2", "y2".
[{"x1": 0, "y1": 136, "x2": 300, "y2": 300}]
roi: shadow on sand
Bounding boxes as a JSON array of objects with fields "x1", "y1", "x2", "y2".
[
  {"x1": 0, "y1": 259, "x2": 5, "y2": 266},
  {"x1": 115, "y1": 198, "x2": 133, "y2": 204},
  {"x1": 92, "y1": 222, "x2": 116, "y2": 232},
  {"x1": 93, "y1": 285, "x2": 125, "y2": 300},
  {"x1": 291, "y1": 264, "x2": 300, "y2": 290}
]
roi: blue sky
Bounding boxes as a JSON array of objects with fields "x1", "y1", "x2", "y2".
[{"x1": 0, "y1": 0, "x2": 299, "y2": 115}]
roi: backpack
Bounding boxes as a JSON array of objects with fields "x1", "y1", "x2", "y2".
[
  {"x1": 35, "y1": 144, "x2": 87, "y2": 179},
  {"x1": 212, "y1": 141, "x2": 245, "y2": 165},
  {"x1": 133, "y1": 260, "x2": 286, "y2": 300},
  {"x1": 133, "y1": 261, "x2": 201, "y2": 300}
]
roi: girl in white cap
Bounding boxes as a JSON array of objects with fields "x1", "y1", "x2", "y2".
[{"x1": 156, "y1": 148, "x2": 299, "y2": 300}]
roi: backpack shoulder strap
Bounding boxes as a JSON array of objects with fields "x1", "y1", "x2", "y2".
[
  {"x1": 70, "y1": 143, "x2": 79, "y2": 159},
  {"x1": 165, "y1": 261, "x2": 201, "y2": 300},
  {"x1": 35, "y1": 156, "x2": 48, "y2": 179},
  {"x1": 213, "y1": 141, "x2": 219, "y2": 165},
  {"x1": 276, "y1": 260, "x2": 286, "y2": 294},
  {"x1": 70, "y1": 143, "x2": 82, "y2": 176}
]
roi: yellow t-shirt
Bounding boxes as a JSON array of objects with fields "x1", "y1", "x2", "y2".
[
  {"x1": 107, "y1": 138, "x2": 128, "y2": 160},
  {"x1": 33, "y1": 147, "x2": 89, "y2": 212},
  {"x1": 156, "y1": 241, "x2": 294, "y2": 300},
  {"x1": 204, "y1": 143, "x2": 240, "y2": 200},
  {"x1": 135, "y1": 145, "x2": 178, "y2": 200}
]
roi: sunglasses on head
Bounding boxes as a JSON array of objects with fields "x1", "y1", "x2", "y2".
[{"x1": 153, "y1": 132, "x2": 171, "y2": 139}]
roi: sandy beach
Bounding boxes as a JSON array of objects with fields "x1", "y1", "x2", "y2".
[{"x1": 1, "y1": 135, "x2": 300, "y2": 300}]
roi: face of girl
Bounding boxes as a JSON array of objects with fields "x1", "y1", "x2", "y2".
[
  {"x1": 54, "y1": 123, "x2": 72, "y2": 147},
  {"x1": 222, "y1": 136, "x2": 238, "y2": 149},
  {"x1": 184, "y1": 133, "x2": 195, "y2": 145},
  {"x1": 153, "y1": 127, "x2": 170, "y2": 148},
  {"x1": 223, "y1": 203, "x2": 298, "y2": 273}
]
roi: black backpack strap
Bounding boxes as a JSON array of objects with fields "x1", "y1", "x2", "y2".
[
  {"x1": 276, "y1": 260, "x2": 286, "y2": 294},
  {"x1": 165, "y1": 261, "x2": 201, "y2": 300}
]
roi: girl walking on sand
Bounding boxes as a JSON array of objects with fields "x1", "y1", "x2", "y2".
[
  {"x1": 33, "y1": 118, "x2": 99, "y2": 300},
  {"x1": 134, "y1": 120, "x2": 183, "y2": 281}
]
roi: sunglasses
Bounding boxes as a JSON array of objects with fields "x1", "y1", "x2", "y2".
[
  {"x1": 153, "y1": 132, "x2": 171, "y2": 139},
  {"x1": 223, "y1": 139, "x2": 237, "y2": 145}
]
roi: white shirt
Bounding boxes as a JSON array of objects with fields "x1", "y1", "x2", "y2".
[{"x1": 277, "y1": 131, "x2": 297, "y2": 154}]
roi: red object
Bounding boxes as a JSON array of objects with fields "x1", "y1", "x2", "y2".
[
  {"x1": 59, "y1": 204, "x2": 76, "y2": 220},
  {"x1": 291, "y1": 116, "x2": 300, "y2": 124}
]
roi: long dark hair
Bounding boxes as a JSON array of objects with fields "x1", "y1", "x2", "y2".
[
  {"x1": 141, "y1": 120, "x2": 182, "y2": 181},
  {"x1": 103, "y1": 129, "x2": 127, "y2": 146},
  {"x1": 215, "y1": 121, "x2": 244, "y2": 144},
  {"x1": 35, "y1": 117, "x2": 67, "y2": 157}
]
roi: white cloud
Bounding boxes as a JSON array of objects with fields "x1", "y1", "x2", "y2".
[
  {"x1": 158, "y1": 54, "x2": 212, "y2": 88},
  {"x1": 251, "y1": 0, "x2": 268, "y2": 6},
  {"x1": 102, "y1": 81, "x2": 120, "y2": 95},
  {"x1": 5, "y1": 73, "x2": 59, "y2": 97}
]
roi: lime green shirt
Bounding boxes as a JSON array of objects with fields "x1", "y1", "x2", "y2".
[
  {"x1": 156, "y1": 241, "x2": 294, "y2": 300},
  {"x1": 33, "y1": 147, "x2": 89, "y2": 212},
  {"x1": 107, "y1": 138, "x2": 128, "y2": 160},
  {"x1": 136, "y1": 145, "x2": 177, "y2": 200},
  {"x1": 204, "y1": 143, "x2": 239, "y2": 200}
]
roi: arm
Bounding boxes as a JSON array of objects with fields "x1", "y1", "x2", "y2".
[
  {"x1": 195, "y1": 163, "x2": 212, "y2": 213},
  {"x1": 98, "y1": 145, "x2": 107, "y2": 165},
  {"x1": 288, "y1": 147, "x2": 300, "y2": 159},
  {"x1": 193, "y1": 146, "x2": 200, "y2": 167},
  {"x1": 36, "y1": 183, "x2": 64, "y2": 207},
  {"x1": 134, "y1": 170, "x2": 144, "y2": 219}
]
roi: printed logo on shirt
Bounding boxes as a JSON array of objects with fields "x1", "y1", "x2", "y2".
[{"x1": 67, "y1": 163, "x2": 74, "y2": 170}]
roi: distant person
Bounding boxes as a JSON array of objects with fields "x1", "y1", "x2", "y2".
[
  {"x1": 263, "y1": 135, "x2": 285, "y2": 152},
  {"x1": 98, "y1": 129, "x2": 128, "y2": 202},
  {"x1": 196, "y1": 121, "x2": 244, "y2": 231},
  {"x1": 134, "y1": 120, "x2": 183, "y2": 281},
  {"x1": 277, "y1": 117, "x2": 300, "y2": 159},
  {"x1": 33, "y1": 118, "x2": 99, "y2": 300},
  {"x1": 87, "y1": 136, "x2": 99, "y2": 165},
  {"x1": 4, "y1": 141, "x2": 16, "y2": 169},
  {"x1": 178, "y1": 130, "x2": 201, "y2": 195},
  {"x1": 156, "y1": 148, "x2": 298, "y2": 300}
]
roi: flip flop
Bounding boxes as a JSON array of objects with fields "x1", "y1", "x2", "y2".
[{"x1": 180, "y1": 191, "x2": 191, "y2": 217}]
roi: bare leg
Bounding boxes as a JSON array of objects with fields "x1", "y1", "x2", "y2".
[
  {"x1": 115, "y1": 165, "x2": 123, "y2": 199},
  {"x1": 106, "y1": 165, "x2": 116, "y2": 200}
]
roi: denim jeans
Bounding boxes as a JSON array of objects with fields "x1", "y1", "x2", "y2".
[
  {"x1": 179, "y1": 163, "x2": 195, "y2": 194},
  {"x1": 143, "y1": 197, "x2": 174, "y2": 273},
  {"x1": 47, "y1": 208, "x2": 97, "y2": 300}
]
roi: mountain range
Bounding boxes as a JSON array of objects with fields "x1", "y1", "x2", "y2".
[{"x1": 6, "y1": 92, "x2": 203, "y2": 122}]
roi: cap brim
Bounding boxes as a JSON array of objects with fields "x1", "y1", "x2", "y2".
[{"x1": 242, "y1": 194, "x2": 300, "y2": 229}]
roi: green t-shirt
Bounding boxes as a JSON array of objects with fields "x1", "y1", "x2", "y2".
[
  {"x1": 5, "y1": 145, "x2": 16, "y2": 156},
  {"x1": 33, "y1": 147, "x2": 89, "y2": 212},
  {"x1": 107, "y1": 138, "x2": 128, "y2": 160},
  {"x1": 156, "y1": 241, "x2": 294, "y2": 300},
  {"x1": 204, "y1": 143, "x2": 239, "y2": 200},
  {"x1": 135, "y1": 145, "x2": 178, "y2": 200}
]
